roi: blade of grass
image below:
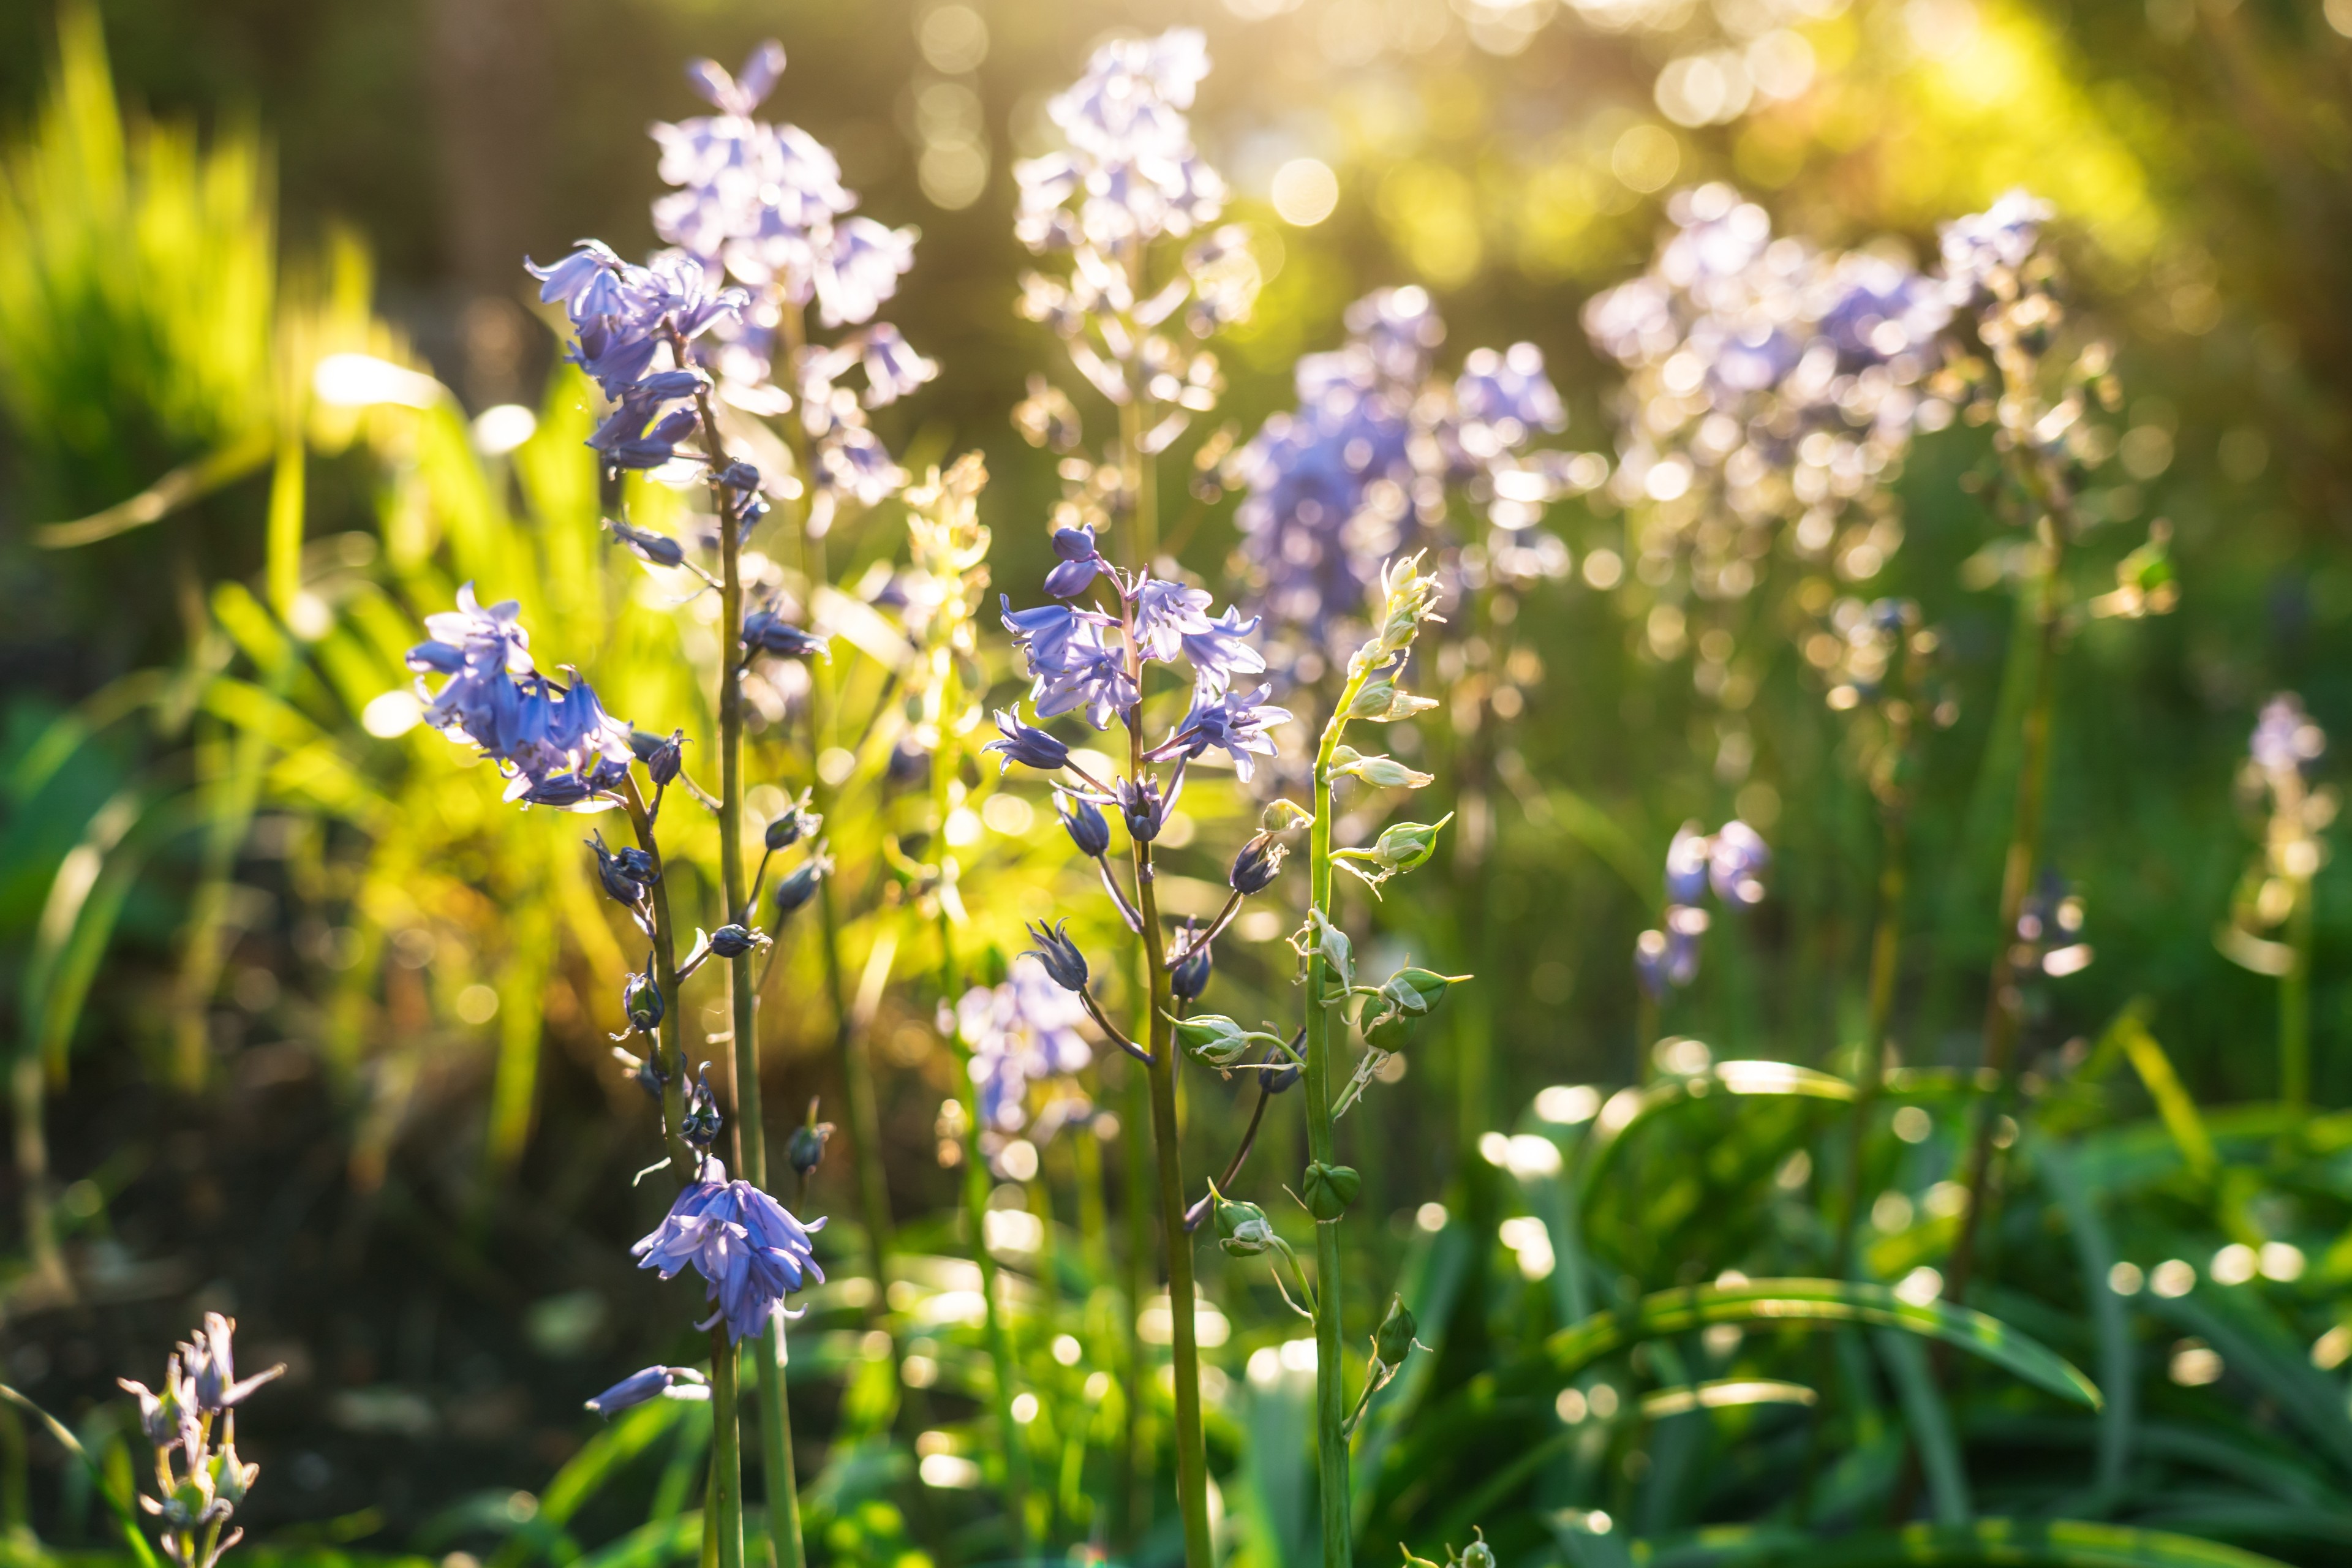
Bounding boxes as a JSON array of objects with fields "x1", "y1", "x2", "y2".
[{"x1": 1875, "y1": 1329, "x2": 1970, "y2": 1525}]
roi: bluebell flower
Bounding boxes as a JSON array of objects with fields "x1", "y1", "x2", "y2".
[
  {"x1": 984, "y1": 709, "x2": 1070, "y2": 774},
  {"x1": 1030, "y1": 631, "x2": 1139, "y2": 731},
  {"x1": 632, "y1": 1157, "x2": 827, "y2": 1343},
  {"x1": 1023, "y1": 920, "x2": 1090, "y2": 992},
  {"x1": 622, "y1": 965, "x2": 666, "y2": 1038},
  {"x1": 958, "y1": 957, "x2": 1093, "y2": 1133},
  {"x1": 1148, "y1": 681, "x2": 1290, "y2": 782},
  {"x1": 2252, "y1": 693, "x2": 2325, "y2": 777},
  {"x1": 1708, "y1": 820, "x2": 1770, "y2": 907},
  {"x1": 1001, "y1": 599, "x2": 1107, "y2": 674},
  {"x1": 636, "y1": 727, "x2": 687, "y2": 786},
  {"x1": 707, "y1": 923, "x2": 768, "y2": 959},
  {"x1": 1939, "y1": 189, "x2": 2052, "y2": 303},
  {"x1": 1014, "y1": 28, "x2": 1223, "y2": 254},
  {"x1": 854, "y1": 323, "x2": 937, "y2": 406},
  {"x1": 1634, "y1": 925, "x2": 1701, "y2": 998},
  {"x1": 1115, "y1": 773, "x2": 1174, "y2": 843},
  {"x1": 742, "y1": 608, "x2": 828, "y2": 659},
  {"x1": 590, "y1": 831, "x2": 655, "y2": 905},
  {"x1": 680, "y1": 1064, "x2": 723, "y2": 1148},
  {"x1": 773, "y1": 851, "x2": 830, "y2": 919},
  {"x1": 584, "y1": 1365, "x2": 708, "y2": 1419},
  {"x1": 1058, "y1": 791, "x2": 1111, "y2": 858},
  {"x1": 1664, "y1": 822, "x2": 1711, "y2": 906},
  {"x1": 1170, "y1": 927, "x2": 1212, "y2": 1001},
  {"x1": 1176, "y1": 606, "x2": 1269, "y2": 692},
  {"x1": 1133, "y1": 578, "x2": 1215, "y2": 662},
  {"x1": 178, "y1": 1314, "x2": 282, "y2": 1412},
  {"x1": 608, "y1": 518, "x2": 688, "y2": 568}
]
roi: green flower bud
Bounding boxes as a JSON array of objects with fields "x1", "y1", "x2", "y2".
[
  {"x1": 1331, "y1": 748, "x2": 1434, "y2": 790},
  {"x1": 1214, "y1": 1193, "x2": 1276, "y2": 1256},
  {"x1": 1359, "y1": 967, "x2": 1469, "y2": 1051},
  {"x1": 1456, "y1": 1529, "x2": 1495, "y2": 1568},
  {"x1": 1373, "y1": 1295, "x2": 1418, "y2": 1368},
  {"x1": 1262, "y1": 798, "x2": 1315, "y2": 833},
  {"x1": 1173, "y1": 1013, "x2": 1257, "y2": 1068},
  {"x1": 1302, "y1": 1161, "x2": 1360, "y2": 1221}
]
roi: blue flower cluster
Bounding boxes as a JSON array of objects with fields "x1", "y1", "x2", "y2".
[
  {"x1": 405, "y1": 586, "x2": 637, "y2": 809},
  {"x1": 649, "y1": 41, "x2": 935, "y2": 519},
  {"x1": 1228, "y1": 286, "x2": 1574, "y2": 660},
  {"x1": 633, "y1": 1156, "x2": 827, "y2": 1343},
  {"x1": 1585, "y1": 183, "x2": 1954, "y2": 598},
  {"x1": 990, "y1": 527, "x2": 1286, "y2": 786},
  {"x1": 526, "y1": 244, "x2": 744, "y2": 474},
  {"x1": 1014, "y1": 28, "x2": 1223, "y2": 254},
  {"x1": 1635, "y1": 820, "x2": 1769, "y2": 999}
]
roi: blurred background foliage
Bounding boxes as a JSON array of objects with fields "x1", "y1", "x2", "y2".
[{"x1": 2, "y1": 0, "x2": 2351, "y2": 1565}]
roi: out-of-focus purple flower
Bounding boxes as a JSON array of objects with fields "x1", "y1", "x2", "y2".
[
  {"x1": 584, "y1": 1365, "x2": 709, "y2": 1419},
  {"x1": 816, "y1": 219, "x2": 919, "y2": 331},
  {"x1": 1148, "y1": 681, "x2": 1290, "y2": 782},
  {"x1": 178, "y1": 1314, "x2": 283, "y2": 1412},
  {"x1": 1664, "y1": 822, "x2": 1711, "y2": 906},
  {"x1": 854, "y1": 323, "x2": 937, "y2": 406},
  {"x1": 959, "y1": 957, "x2": 1093, "y2": 1132},
  {"x1": 1708, "y1": 820, "x2": 1770, "y2": 907},
  {"x1": 1634, "y1": 925, "x2": 1702, "y2": 998},
  {"x1": 608, "y1": 517, "x2": 688, "y2": 568},
  {"x1": 1939, "y1": 189, "x2": 2053, "y2": 301},
  {"x1": 2250, "y1": 693, "x2": 2324, "y2": 778},
  {"x1": 632, "y1": 1158, "x2": 826, "y2": 1343},
  {"x1": 1455, "y1": 343, "x2": 1565, "y2": 454},
  {"x1": 742, "y1": 607, "x2": 828, "y2": 660},
  {"x1": 1014, "y1": 28, "x2": 1223, "y2": 254}
]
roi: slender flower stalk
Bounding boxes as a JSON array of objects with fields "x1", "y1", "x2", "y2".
[{"x1": 2223, "y1": 695, "x2": 2331, "y2": 1109}]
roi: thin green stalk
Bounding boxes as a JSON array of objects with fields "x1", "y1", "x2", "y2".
[
  {"x1": 783, "y1": 292, "x2": 897, "y2": 1341},
  {"x1": 708, "y1": 1327, "x2": 745, "y2": 1568},
  {"x1": 622, "y1": 777, "x2": 694, "y2": 1181},
  {"x1": 688, "y1": 355, "x2": 801, "y2": 1568},
  {"x1": 2283, "y1": 873, "x2": 2312, "y2": 1110},
  {"x1": 1304, "y1": 663, "x2": 1371, "y2": 1568},
  {"x1": 929, "y1": 612, "x2": 1033, "y2": 1556},
  {"x1": 1945, "y1": 467, "x2": 2070, "y2": 1308},
  {"x1": 1116, "y1": 1049, "x2": 1154, "y2": 1550}
]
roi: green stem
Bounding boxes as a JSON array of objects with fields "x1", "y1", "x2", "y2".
[
  {"x1": 1945, "y1": 443, "x2": 2071, "y2": 1308},
  {"x1": 688, "y1": 349, "x2": 802, "y2": 1568},
  {"x1": 622, "y1": 776, "x2": 695, "y2": 1182},
  {"x1": 2283, "y1": 874, "x2": 2312, "y2": 1110},
  {"x1": 932, "y1": 633, "x2": 1033, "y2": 1556},
  {"x1": 1305, "y1": 663, "x2": 1374, "y2": 1568},
  {"x1": 1117, "y1": 1049, "x2": 1155, "y2": 1551},
  {"x1": 708, "y1": 1326, "x2": 745, "y2": 1568}
]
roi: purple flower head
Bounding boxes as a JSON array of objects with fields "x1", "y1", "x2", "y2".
[
  {"x1": 1148, "y1": 681, "x2": 1290, "y2": 782},
  {"x1": 1015, "y1": 28, "x2": 1224, "y2": 252},
  {"x1": 1940, "y1": 189, "x2": 2052, "y2": 301},
  {"x1": 1664, "y1": 822, "x2": 1711, "y2": 907},
  {"x1": 816, "y1": 219, "x2": 919, "y2": 330},
  {"x1": 1115, "y1": 772, "x2": 1175, "y2": 843},
  {"x1": 1708, "y1": 820, "x2": 1770, "y2": 907},
  {"x1": 585, "y1": 1365, "x2": 709, "y2": 1419},
  {"x1": 177, "y1": 1313, "x2": 284, "y2": 1412},
  {"x1": 608, "y1": 517, "x2": 688, "y2": 568},
  {"x1": 1454, "y1": 343, "x2": 1566, "y2": 453},
  {"x1": 1634, "y1": 925, "x2": 1700, "y2": 999},
  {"x1": 959, "y1": 957, "x2": 1093, "y2": 1132},
  {"x1": 743, "y1": 607, "x2": 829, "y2": 660},
  {"x1": 856, "y1": 322, "x2": 938, "y2": 405},
  {"x1": 1030, "y1": 627, "x2": 1138, "y2": 730},
  {"x1": 1058, "y1": 790, "x2": 1112, "y2": 857},
  {"x1": 687, "y1": 41, "x2": 787, "y2": 118},
  {"x1": 1133, "y1": 577, "x2": 1214, "y2": 662},
  {"x1": 632, "y1": 1158, "x2": 827, "y2": 1343}
]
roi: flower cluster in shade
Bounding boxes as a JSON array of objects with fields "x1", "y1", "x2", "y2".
[
  {"x1": 1227, "y1": 285, "x2": 1580, "y2": 663},
  {"x1": 405, "y1": 586, "x2": 637, "y2": 810},
  {"x1": 988, "y1": 527, "x2": 1287, "y2": 790},
  {"x1": 1635, "y1": 820, "x2": 1768, "y2": 999},
  {"x1": 632, "y1": 1156, "x2": 826, "y2": 1343},
  {"x1": 118, "y1": 1315, "x2": 282, "y2": 1568},
  {"x1": 1013, "y1": 28, "x2": 1256, "y2": 462},
  {"x1": 1584, "y1": 181, "x2": 1965, "y2": 602},
  {"x1": 649, "y1": 42, "x2": 936, "y2": 514},
  {"x1": 959, "y1": 956, "x2": 1093, "y2": 1134}
]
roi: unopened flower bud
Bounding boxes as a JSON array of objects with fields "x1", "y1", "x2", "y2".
[
  {"x1": 786, "y1": 1118, "x2": 833, "y2": 1180},
  {"x1": 1172, "y1": 1012, "x2": 1254, "y2": 1068},
  {"x1": 1117, "y1": 775, "x2": 1167, "y2": 842},
  {"x1": 774, "y1": 854, "x2": 828, "y2": 919},
  {"x1": 1060, "y1": 794, "x2": 1112, "y2": 858},
  {"x1": 1457, "y1": 1529, "x2": 1494, "y2": 1568},
  {"x1": 1373, "y1": 1295, "x2": 1418, "y2": 1368},
  {"x1": 984, "y1": 709, "x2": 1069, "y2": 773},
  {"x1": 1024, "y1": 920, "x2": 1089, "y2": 992},
  {"x1": 681, "y1": 1065, "x2": 723, "y2": 1148},
  {"x1": 1230, "y1": 833, "x2": 1286, "y2": 894},
  {"x1": 1302, "y1": 1161, "x2": 1360, "y2": 1221},
  {"x1": 623, "y1": 968, "x2": 666, "y2": 1035},
  {"x1": 585, "y1": 1365, "x2": 709, "y2": 1419},
  {"x1": 708, "y1": 923, "x2": 768, "y2": 959},
  {"x1": 742, "y1": 609, "x2": 827, "y2": 659},
  {"x1": 632, "y1": 728, "x2": 686, "y2": 786},
  {"x1": 1171, "y1": 941, "x2": 1212, "y2": 1001},
  {"x1": 1214, "y1": 1193, "x2": 1276, "y2": 1256},
  {"x1": 766, "y1": 805, "x2": 807, "y2": 851}
]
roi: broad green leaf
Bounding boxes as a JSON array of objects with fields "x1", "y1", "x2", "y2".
[{"x1": 1640, "y1": 1517, "x2": 2296, "y2": 1567}]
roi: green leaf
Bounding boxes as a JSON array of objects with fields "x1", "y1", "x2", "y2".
[
  {"x1": 1540, "y1": 1280, "x2": 2101, "y2": 1409},
  {"x1": 1636, "y1": 1517, "x2": 2298, "y2": 1567},
  {"x1": 0, "y1": 1382, "x2": 157, "y2": 1568},
  {"x1": 1875, "y1": 1329, "x2": 1970, "y2": 1525}
]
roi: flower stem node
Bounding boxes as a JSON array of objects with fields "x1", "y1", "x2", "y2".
[{"x1": 1301, "y1": 1160, "x2": 1360, "y2": 1221}]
